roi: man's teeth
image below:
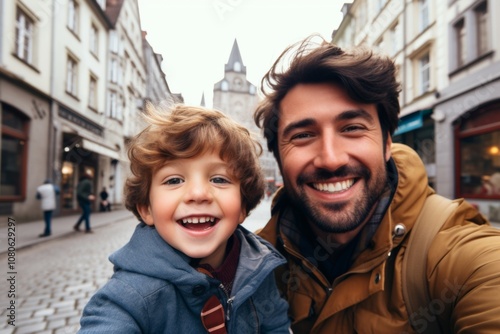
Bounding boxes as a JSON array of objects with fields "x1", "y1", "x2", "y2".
[
  {"x1": 313, "y1": 179, "x2": 354, "y2": 193},
  {"x1": 181, "y1": 217, "x2": 216, "y2": 224}
]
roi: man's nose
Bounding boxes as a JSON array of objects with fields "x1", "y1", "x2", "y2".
[{"x1": 313, "y1": 134, "x2": 349, "y2": 171}]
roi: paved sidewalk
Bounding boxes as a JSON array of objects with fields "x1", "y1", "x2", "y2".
[{"x1": 0, "y1": 209, "x2": 137, "y2": 254}]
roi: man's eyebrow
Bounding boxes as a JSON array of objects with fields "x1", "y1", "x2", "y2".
[
  {"x1": 281, "y1": 109, "x2": 374, "y2": 138},
  {"x1": 336, "y1": 109, "x2": 374, "y2": 122},
  {"x1": 281, "y1": 118, "x2": 317, "y2": 139}
]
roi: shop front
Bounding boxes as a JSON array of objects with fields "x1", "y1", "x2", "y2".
[
  {"x1": 454, "y1": 101, "x2": 500, "y2": 222},
  {"x1": 61, "y1": 133, "x2": 99, "y2": 214},
  {"x1": 392, "y1": 109, "x2": 436, "y2": 188}
]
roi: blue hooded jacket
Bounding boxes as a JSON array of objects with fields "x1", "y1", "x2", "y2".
[{"x1": 79, "y1": 223, "x2": 291, "y2": 333}]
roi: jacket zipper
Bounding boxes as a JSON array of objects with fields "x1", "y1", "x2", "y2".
[{"x1": 219, "y1": 283, "x2": 234, "y2": 322}]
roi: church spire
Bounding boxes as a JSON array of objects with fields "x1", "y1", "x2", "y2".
[
  {"x1": 225, "y1": 39, "x2": 246, "y2": 74},
  {"x1": 200, "y1": 92, "x2": 206, "y2": 107}
]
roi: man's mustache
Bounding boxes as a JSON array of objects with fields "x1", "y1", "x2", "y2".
[{"x1": 297, "y1": 165, "x2": 370, "y2": 184}]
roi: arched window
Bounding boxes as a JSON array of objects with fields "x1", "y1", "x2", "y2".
[
  {"x1": 1, "y1": 104, "x2": 29, "y2": 201},
  {"x1": 233, "y1": 61, "x2": 241, "y2": 72},
  {"x1": 221, "y1": 81, "x2": 228, "y2": 91}
]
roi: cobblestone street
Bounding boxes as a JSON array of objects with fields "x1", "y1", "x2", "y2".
[{"x1": 0, "y1": 218, "x2": 137, "y2": 334}]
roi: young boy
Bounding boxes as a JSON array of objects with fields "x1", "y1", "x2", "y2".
[{"x1": 79, "y1": 104, "x2": 291, "y2": 333}]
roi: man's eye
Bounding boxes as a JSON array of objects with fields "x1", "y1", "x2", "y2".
[
  {"x1": 211, "y1": 177, "x2": 230, "y2": 184},
  {"x1": 343, "y1": 124, "x2": 365, "y2": 132},
  {"x1": 291, "y1": 133, "x2": 313, "y2": 140},
  {"x1": 165, "y1": 178, "x2": 183, "y2": 185}
]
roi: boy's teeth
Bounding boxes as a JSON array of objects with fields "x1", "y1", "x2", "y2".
[{"x1": 181, "y1": 217, "x2": 215, "y2": 224}]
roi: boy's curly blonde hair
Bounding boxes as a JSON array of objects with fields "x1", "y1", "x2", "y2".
[{"x1": 124, "y1": 103, "x2": 266, "y2": 221}]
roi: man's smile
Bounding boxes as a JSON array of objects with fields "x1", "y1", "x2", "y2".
[{"x1": 312, "y1": 179, "x2": 355, "y2": 193}]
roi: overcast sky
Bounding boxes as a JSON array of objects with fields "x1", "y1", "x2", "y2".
[{"x1": 137, "y1": 0, "x2": 350, "y2": 107}]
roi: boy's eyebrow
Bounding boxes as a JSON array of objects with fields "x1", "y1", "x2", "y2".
[{"x1": 281, "y1": 109, "x2": 374, "y2": 138}]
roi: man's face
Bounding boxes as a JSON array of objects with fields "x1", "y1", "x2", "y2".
[{"x1": 277, "y1": 83, "x2": 392, "y2": 235}]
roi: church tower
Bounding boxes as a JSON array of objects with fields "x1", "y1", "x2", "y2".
[
  {"x1": 213, "y1": 39, "x2": 257, "y2": 130},
  {"x1": 213, "y1": 39, "x2": 279, "y2": 190}
]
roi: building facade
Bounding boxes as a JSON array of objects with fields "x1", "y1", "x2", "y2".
[
  {"x1": 0, "y1": 0, "x2": 54, "y2": 219},
  {"x1": 332, "y1": 0, "x2": 500, "y2": 221},
  {"x1": 0, "y1": 0, "x2": 174, "y2": 221}
]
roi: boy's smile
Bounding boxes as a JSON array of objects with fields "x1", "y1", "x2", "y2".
[{"x1": 137, "y1": 151, "x2": 245, "y2": 268}]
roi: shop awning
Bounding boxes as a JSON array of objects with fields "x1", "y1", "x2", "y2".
[
  {"x1": 81, "y1": 139, "x2": 120, "y2": 160},
  {"x1": 394, "y1": 109, "x2": 432, "y2": 136}
]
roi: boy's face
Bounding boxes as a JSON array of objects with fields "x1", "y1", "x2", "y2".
[{"x1": 137, "y1": 151, "x2": 245, "y2": 268}]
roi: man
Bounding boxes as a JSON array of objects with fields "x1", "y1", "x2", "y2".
[
  {"x1": 254, "y1": 35, "x2": 500, "y2": 333},
  {"x1": 36, "y1": 179, "x2": 60, "y2": 237},
  {"x1": 74, "y1": 172, "x2": 95, "y2": 233}
]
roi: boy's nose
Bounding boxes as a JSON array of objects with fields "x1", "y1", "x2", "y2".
[{"x1": 184, "y1": 181, "x2": 213, "y2": 203}]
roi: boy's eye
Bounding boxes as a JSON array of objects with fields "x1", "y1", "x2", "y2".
[
  {"x1": 164, "y1": 177, "x2": 183, "y2": 185},
  {"x1": 211, "y1": 177, "x2": 230, "y2": 184}
]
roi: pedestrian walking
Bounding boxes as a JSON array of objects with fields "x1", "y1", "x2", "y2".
[
  {"x1": 74, "y1": 172, "x2": 95, "y2": 233},
  {"x1": 36, "y1": 179, "x2": 60, "y2": 237}
]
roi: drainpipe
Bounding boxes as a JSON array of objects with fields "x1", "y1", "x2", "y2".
[
  {"x1": 402, "y1": 0, "x2": 407, "y2": 107},
  {"x1": 0, "y1": 0, "x2": 4, "y2": 65},
  {"x1": 49, "y1": 0, "x2": 59, "y2": 203}
]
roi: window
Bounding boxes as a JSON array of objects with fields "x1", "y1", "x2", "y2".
[
  {"x1": 90, "y1": 23, "x2": 98, "y2": 55},
  {"x1": 418, "y1": 53, "x2": 430, "y2": 95},
  {"x1": 107, "y1": 91, "x2": 122, "y2": 120},
  {"x1": 96, "y1": 0, "x2": 106, "y2": 9},
  {"x1": 15, "y1": 7, "x2": 34, "y2": 64},
  {"x1": 419, "y1": 0, "x2": 429, "y2": 32},
  {"x1": 1, "y1": 104, "x2": 29, "y2": 200},
  {"x1": 375, "y1": 37, "x2": 384, "y2": 52},
  {"x1": 110, "y1": 58, "x2": 119, "y2": 83},
  {"x1": 66, "y1": 56, "x2": 78, "y2": 96},
  {"x1": 233, "y1": 61, "x2": 241, "y2": 72},
  {"x1": 375, "y1": 0, "x2": 386, "y2": 12},
  {"x1": 475, "y1": 2, "x2": 489, "y2": 55},
  {"x1": 456, "y1": 104, "x2": 500, "y2": 199},
  {"x1": 390, "y1": 22, "x2": 401, "y2": 55},
  {"x1": 109, "y1": 30, "x2": 119, "y2": 53},
  {"x1": 88, "y1": 75, "x2": 97, "y2": 110},
  {"x1": 67, "y1": 0, "x2": 79, "y2": 34},
  {"x1": 454, "y1": 19, "x2": 466, "y2": 66}
]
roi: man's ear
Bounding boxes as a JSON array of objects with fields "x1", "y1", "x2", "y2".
[
  {"x1": 385, "y1": 135, "x2": 393, "y2": 162},
  {"x1": 137, "y1": 204, "x2": 154, "y2": 226}
]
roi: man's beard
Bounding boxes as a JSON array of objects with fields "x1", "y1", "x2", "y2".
[{"x1": 284, "y1": 163, "x2": 388, "y2": 234}]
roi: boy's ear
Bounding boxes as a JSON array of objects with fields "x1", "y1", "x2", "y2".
[
  {"x1": 238, "y1": 208, "x2": 247, "y2": 224},
  {"x1": 137, "y1": 204, "x2": 154, "y2": 226}
]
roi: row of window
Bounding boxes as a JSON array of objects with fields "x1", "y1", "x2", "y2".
[
  {"x1": 14, "y1": 1, "x2": 145, "y2": 120},
  {"x1": 391, "y1": 0, "x2": 488, "y2": 102},
  {"x1": 453, "y1": 1, "x2": 489, "y2": 69}
]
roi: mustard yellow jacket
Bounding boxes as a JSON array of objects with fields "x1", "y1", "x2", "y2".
[{"x1": 259, "y1": 144, "x2": 500, "y2": 333}]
